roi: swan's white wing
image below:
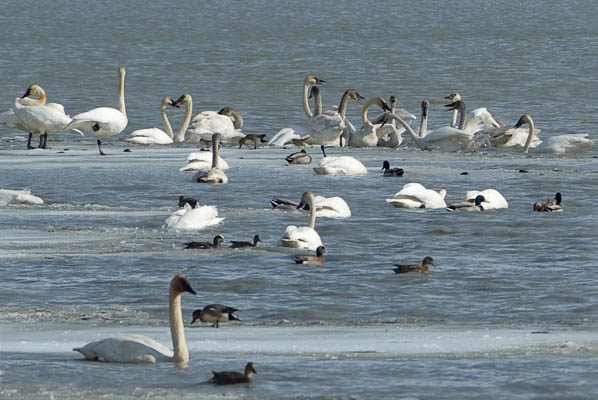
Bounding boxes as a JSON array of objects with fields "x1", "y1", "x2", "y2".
[
  {"x1": 127, "y1": 128, "x2": 173, "y2": 144},
  {"x1": 281, "y1": 225, "x2": 323, "y2": 251},
  {"x1": 268, "y1": 128, "x2": 303, "y2": 147},
  {"x1": 164, "y1": 204, "x2": 224, "y2": 230},
  {"x1": 306, "y1": 112, "x2": 345, "y2": 144},
  {"x1": 0, "y1": 189, "x2": 44, "y2": 206},
  {"x1": 14, "y1": 103, "x2": 73, "y2": 133},
  {"x1": 314, "y1": 195, "x2": 351, "y2": 218},
  {"x1": 534, "y1": 134, "x2": 595, "y2": 153},
  {"x1": 190, "y1": 112, "x2": 235, "y2": 138},
  {"x1": 180, "y1": 152, "x2": 229, "y2": 171},
  {"x1": 390, "y1": 183, "x2": 446, "y2": 209},
  {"x1": 466, "y1": 189, "x2": 508, "y2": 209},
  {"x1": 73, "y1": 334, "x2": 173, "y2": 363},
  {"x1": 464, "y1": 108, "x2": 500, "y2": 134},
  {"x1": 68, "y1": 107, "x2": 127, "y2": 138},
  {"x1": 313, "y1": 156, "x2": 367, "y2": 175}
]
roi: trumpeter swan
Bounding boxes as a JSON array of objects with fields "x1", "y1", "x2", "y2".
[
  {"x1": 194, "y1": 133, "x2": 228, "y2": 184},
  {"x1": 313, "y1": 145, "x2": 367, "y2": 175},
  {"x1": 515, "y1": 114, "x2": 595, "y2": 153},
  {"x1": 348, "y1": 97, "x2": 393, "y2": 147},
  {"x1": 281, "y1": 191, "x2": 324, "y2": 251},
  {"x1": 164, "y1": 203, "x2": 224, "y2": 230},
  {"x1": 126, "y1": 97, "x2": 178, "y2": 144},
  {"x1": 0, "y1": 189, "x2": 44, "y2": 206},
  {"x1": 386, "y1": 183, "x2": 447, "y2": 209}
]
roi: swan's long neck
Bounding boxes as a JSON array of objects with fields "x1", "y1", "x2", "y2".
[
  {"x1": 117, "y1": 69, "x2": 127, "y2": 119},
  {"x1": 450, "y1": 109, "x2": 459, "y2": 128},
  {"x1": 169, "y1": 290, "x2": 188, "y2": 363},
  {"x1": 361, "y1": 98, "x2": 379, "y2": 126},
  {"x1": 390, "y1": 113, "x2": 420, "y2": 141},
  {"x1": 161, "y1": 103, "x2": 175, "y2": 139},
  {"x1": 229, "y1": 109, "x2": 243, "y2": 129},
  {"x1": 313, "y1": 89, "x2": 322, "y2": 116},
  {"x1": 212, "y1": 137, "x2": 220, "y2": 169},
  {"x1": 308, "y1": 196, "x2": 317, "y2": 229},
  {"x1": 419, "y1": 105, "x2": 428, "y2": 137},
  {"x1": 338, "y1": 90, "x2": 351, "y2": 119},
  {"x1": 523, "y1": 117, "x2": 535, "y2": 153},
  {"x1": 175, "y1": 97, "x2": 193, "y2": 142},
  {"x1": 302, "y1": 81, "x2": 313, "y2": 119},
  {"x1": 456, "y1": 103, "x2": 466, "y2": 130}
]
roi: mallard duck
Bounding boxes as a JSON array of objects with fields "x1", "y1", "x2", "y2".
[
  {"x1": 230, "y1": 234, "x2": 262, "y2": 249},
  {"x1": 191, "y1": 304, "x2": 240, "y2": 327},
  {"x1": 285, "y1": 149, "x2": 312, "y2": 164},
  {"x1": 210, "y1": 362, "x2": 256, "y2": 385},
  {"x1": 381, "y1": 160, "x2": 404, "y2": 177},
  {"x1": 239, "y1": 134, "x2": 267, "y2": 149},
  {"x1": 447, "y1": 195, "x2": 486, "y2": 211},
  {"x1": 393, "y1": 256, "x2": 434, "y2": 275},
  {"x1": 533, "y1": 192, "x2": 563, "y2": 212},
  {"x1": 294, "y1": 246, "x2": 326, "y2": 265},
  {"x1": 183, "y1": 235, "x2": 224, "y2": 249},
  {"x1": 178, "y1": 195, "x2": 197, "y2": 209}
]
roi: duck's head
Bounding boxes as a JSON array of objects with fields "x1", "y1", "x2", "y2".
[
  {"x1": 253, "y1": 234, "x2": 262, "y2": 243},
  {"x1": 245, "y1": 362, "x2": 257, "y2": 376},
  {"x1": 190, "y1": 309, "x2": 202, "y2": 324},
  {"x1": 214, "y1": 235, "x2": 225, "y2": 246},
  {"x1": 315, "y1": 246, "x2": 326, "y2": 257},
  {"x1": 474, "y1": 195, "x2": 486, "y2": 206},
  {"x1": 422, "y1": 256, "x2": 434, "y2": 266},
  {"x1": 554, "y1": 192, "x2": 562, "y2": 205},
  {"x1": 170, "y1": 274, "x2": 197, "y2": 295},
  {"x1": 381, "y1": 160, "x2": 391, "y2": 171}
]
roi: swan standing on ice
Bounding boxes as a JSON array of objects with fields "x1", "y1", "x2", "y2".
[
  {"x1": 126, "y1": 97, "x2": 179, "y2": 144},
  {"x1": 386, "y1": 183, "x2": 447, "y2": 209},
  {"x1": 514, "y1": 114, "x2": 595, "y2": 154},
  {"x1": 281, "y1": 191, "x2": 324, "y2": 251},
  {"x1": 73, "y1": 274, "x2": 196, "y2": 364},
  {"x1": 194, "y1": 133, "x2": 228, "y2": 184},
  {"x1": 313, "y1": 145, "x2": 367, "y2": 175},
  {"x1": 164, "y1": 203, "x2": 224, "y2": 230},
  {"x1": 66, "y1": 66, "x2": 128, "y2": 155},
  {"x1": 268, "y1": 75, "x2": 325, "y2": 147},
  {"x1": 348, "y1": 97, "x2": 393, "y2": 147},
  {"x1": 306, "y1": 88, "x2": 364, "y2": 146}
]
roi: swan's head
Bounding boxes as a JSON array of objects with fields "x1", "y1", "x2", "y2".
[
  {"x1": 444, "y1": 93, "x2": 461, "y2": 102},
  {"x1": 315, "y1": 246, "x2": 326, "y2": 257},
  {"x1": 381, "y1": 160, "x2": 391, "y2": 171},
  {"x1": 21, "y1": 84, "x2": 46, "y2": 99},
  {"x1": 375, "y1": 97, "x2": 392, "y2": 112},
  {"x1": 347, "y1": 89, "x2": 365, "y2": 104},
  {"x1": 117, "y1": 66, "x2": 126, "y2": 80},
  {"x1": 305, "y1": 75, "x2": 325, "y2": 86},
  {"x1": 514, "y1": 114, "x2": 533, "y2": 129},
  {"x1": 421, "y1": 100, "x2": 430, "y2": 117},
  {"x1": 422, "y1": 256, "x2": 434, "y2": 266},
  {"x1": 444, "y1": 100, "x2": 466, "y2": 113},
  {"x1": 173, "y1": 94, "x2": 191, "y2": 108},
  {"x1": 297, "y1": 191, "x2": 315, "y2": 210},
  {"x1": 170, "y1": 274, "x2": 197, "y2": 295},
  {"x1": 245, "y1": 362, "x2": 257, "y2": 377},
  {"x1": 162, "y1": 97, "x2": 177, "y2": 109}
]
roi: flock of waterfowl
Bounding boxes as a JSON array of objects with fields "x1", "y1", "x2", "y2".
[{"x1": 0, "y1": 66, "x2": 591, "y2": 386}]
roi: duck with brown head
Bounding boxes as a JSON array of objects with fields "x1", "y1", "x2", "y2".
[
  {"x1": 73, "y1": 274, "x2": 196, "y2": 363},
  {"x1": 210, "y1": 362, "x2": 257, "y2": 385},
  {"x1": 191, "y1": 304, "x2": 240, "y2": 327},
  {"x1": 393, "y1": 257, "x2": 434, "y2": 275}
]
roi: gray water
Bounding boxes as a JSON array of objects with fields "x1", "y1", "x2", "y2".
[{"x1": 1, "y1": 1, "x2": 598, "y2": 399}]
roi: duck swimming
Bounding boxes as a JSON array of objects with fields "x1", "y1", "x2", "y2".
[
  {"x1": 533, "y1": 192, "x2": 563, "y2": 212},
  {"x1": 393, "y1": 256, "x2": 434, "y2": 275},
  {"x1": 210, "y1": 362, "x2": 256, "y2": 385},
  {"x1": 230, "y1": 234, "x2": 262, "y2": 248},
  {"x1": 183, "y1": 235, "x2": 224, "y2": 249},
  {"x1": 294, "y1": 246, "x2": 326, "y2": 265}
]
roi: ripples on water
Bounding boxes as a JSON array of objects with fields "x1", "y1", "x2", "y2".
[{"x1": 1, "y1": 0, "x2": 598, "y2": 399}]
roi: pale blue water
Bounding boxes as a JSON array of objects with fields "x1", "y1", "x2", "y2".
[{"x1": 1, "y1": 1, "x2": 598, "y2": 399}]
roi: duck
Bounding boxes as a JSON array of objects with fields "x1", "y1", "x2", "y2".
[
  {"x1": 285, "y1": 149, "x2": 312, "y2": 164},
  {"x1": 126, "y1": 97, "x2": 179, "y2": 144},
  {"x1": 73, "y1": 275, "x2": 196, "y2": 363},
  {"x1": 164, "y1": 203, "x2": 223, "y2": 230},
  {"x1": 281, "y1": 191, "x2": 323, "y2": 251},
  {"x1": 294, "y1": 246, "x2": 326, "y2": 265},
  {"x1": 194, "y1": 133, "x2": 228, "y2": 184},
  {"x1": 447, "y1": 195, "x2": 486, "y2": 211},
  {"x1": 210, "y1": 362, "x2": 256, "y2": 385},
  {"x1": 393, "y1": 256, "x2": 434, "y2": 275},
  {"x1": 380, "y1": 160, "x2": 404, "y2": 177},
  {"x1": 463, "y1": 189, "x2": 508, "y2": 210},
  {"x1": 178, "y1": 195, "x2": 198, "y2": 209},
  {"x1": 386, "y1": 183, "x2": 447, "y2": 209},
  {"x1": 271, "y1": 193, "x2": 351, "y2": 218},
  {"x1": 0, "y1": 189, "x2": 44, "y2": 206},
  {"x1": 313, "y1": 145, "x2": 367, "y2": 175},
  {"x1": 191, "y1": 304, "x2": 240, "y2": 327},
  {"x1": 230, "y1": 234, "x2": 262, "y2": 249},
  {"x1": 239, "y1": 134, "x2": 267, "y2": 149},
  {"x1": 533, "y1": 192, "x2": 563, "y2": 212},
  {"x1": 66, "y1": 66, "x2": 128, "y2": 156},
  {"x1": 183, "y1": 235, "x2": 224, "y2": 249}
]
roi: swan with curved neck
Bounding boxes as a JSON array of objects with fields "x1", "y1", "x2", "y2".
[
  {"x1": 66, "y1": 66, "x2": 128, "y2": 155},
  {"x1": 195, "y1": 133, "x2": 228, "y2": 184},
  {"x1": 514, "y1": 114, "x2": 537, "y2": 153},
  {"x1": 171, "y1": 94, "x2": 194, "y2": 142},
  {"x1": 348, "y1": 97, "x2": 392, "y2": 147},
  {"x1": 306, "y1": 88, "x2": 364, "y2": 145},
  {"x1": 445, "y1": 93, "x2": 461, "y2": 128},
  {"x1": 302, "y1": 75, "x2": 326, "y2": 119},
  {"x1": 74, "y1": 274, "x2": 196, "y2": 363},
  {"x1": 217, "y1": 107, "x2": 244, "y2": 130},
  {"x1": 127, "y1": 97, "x2": 179, "y2": 144},
  {"x1": 281, "y1": 191, "x2": 323, "y2": 250},
  {"x1": 2, "y1": 85, "x2": 46, "y2": 149},
  {"x1": 514, "y1": 114, "x2": 595, "y2": 153},
  {"x1": 386, "y1": 183, "x2": 447, "y2": 209}
]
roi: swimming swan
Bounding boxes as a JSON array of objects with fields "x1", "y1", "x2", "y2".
[
  {"x1": 271, "y1": 193, "x2": 351, "y2": 218},
  {"x1": 194, "y1": 133, "x2": 228, "y2": 184},
  {"x1": 66, "y1": 66, "x2": 128, "y2": 155},
  {"x1": 126, "y1": 97, "x2": 179, "y2": 144},
  {"x1": 313, "y1": 145, "x2": 367, "y2": 175},
  {"x1": 463, "y1": 189, "x2": 508, "y2": 210},
  {"x1": 386, "y1": 183, "x2": 447, "y2": 209},
  {"x1": 164, "y1": 203, "x2": 224, "y2": 230},
  {"x1": 73, "y1": 274, "x2": 196, "y2": 364},
  {"x1": 281, "y1": 191, "x2": 324, "y2": 251},
  {"x1": 514, "y1": 114, "x2": 595, "y2": 153}
]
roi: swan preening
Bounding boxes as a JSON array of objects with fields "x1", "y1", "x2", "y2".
[
  {"x1": 74, "y1": 274, "x2": 196, "y2": 363},
  {"x1": 0, "y1": 189, "x2": 44, "y2": 206},
  {"x1": 271, "y1": 192, "x2": 351, "y2": 218},
  {"x1": 313, "y1": 145, "x2": 367, "y2": 175},
  {"x1": 194, "y1": 133, "x2": 229, "y2": 184},
  {"x1": 66, "y1": 66, "x2": 127, "y2": 155},
  {"x1": 281, "y1": 191, "x2": 324, "y2": 251},
  {"x1": 164, "y1": 203, "x2": 223, "y2": 230},
  {"x1": 386, "y1": 183, "x2": 447, "y2": 209}
]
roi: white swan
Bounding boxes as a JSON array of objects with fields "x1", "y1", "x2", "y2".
[
  {"x1": 514, "y1": 114, "x2": 596, "y2": 153},
  {"x1": 66, "y1": 66, "x2": 128, "y2": 155},
  {"x1": 0, "y1": 189, "x2": 44, "y2": 206},
  {"x1": 180, "y1": 151, "x2": 229, "y2": 172},
  {"x1": 464, "y1": 189, "x2": 508, "y2": 209},
  {"x1": 126, "y1": 97, "x2": 178, "y2": 144},
  {"x1": 217, "y1": 106, "x2": 244, "y2": 131},
  {"x1": 74, "y1": 275, "x2": 196, "y2": 364},
  {"x1": 306, "y1": 88, "x2": 364, "y2": 145},
  {"x1": 184, "y1": 97, "x2": 243, "y2": 142},
  {"x1": 164, "y1": 203, "x2": 223, "y2": 230},
  {"x1": 193, "y1": 133, "x2": 228, "y2": 184},
  {"x1": 386, "y1": 183, "x2": 447, "y2": 209},
  {"x1": 348, "y1": 97, "x2": 393, "y2": 147},
  {"x1": 373, "y1": 96, "x2": 416, "y2": 146},
  {"x1": 281, "y1": 191, "x2": 324, "y2": 251},
  {"x1": 313, "y1": 145, "x2": 367, "y2": 175},
  {"x1": 268, "y1": 127, "x2": 304, "y2": 147},
  {"x1": 272, "y1": 193, "x2": 351, "y2": 218},
  {"x1": 444, "y1": 93, "x2": 503, "y2": 134}
]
